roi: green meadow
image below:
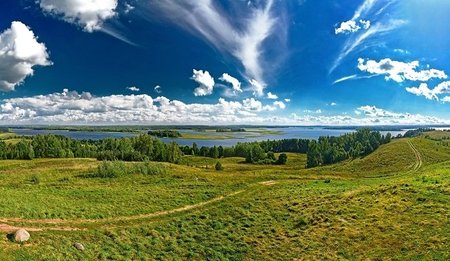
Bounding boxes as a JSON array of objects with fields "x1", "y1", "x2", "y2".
[{"x1": 0, "y1": 133, "x2": 449, "y2": 260}]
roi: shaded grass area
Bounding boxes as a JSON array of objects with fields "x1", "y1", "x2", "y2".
[{"x1": 0, "y1": 136, "x2": 449, "y2": 259}]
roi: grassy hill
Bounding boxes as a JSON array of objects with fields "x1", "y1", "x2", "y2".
[{"x1": 0, "y1": 135, "x2": 449, "y2": 260}]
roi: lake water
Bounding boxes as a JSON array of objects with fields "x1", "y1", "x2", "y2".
[
  {"x1": 10, "y1": 129, "x2": 137, "y2": 140},
  {"x1": 10, "y1": 127, "x2": 408, "y2": 147}
]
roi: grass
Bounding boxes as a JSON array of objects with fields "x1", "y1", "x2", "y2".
[{"x1": 0, "y1": 134, "x2": 449, "y2": 259}]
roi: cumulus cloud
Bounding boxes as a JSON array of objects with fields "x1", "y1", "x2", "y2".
[
  {"x1": 358, "y1": 58, "x2": 448, "y2": 83},
  {"x1": 405, "y1": 81, "x2": 450, "y2": 101},
  {"x1": 39, "y1": 0, "x2": 118, "y2": 32},
  {"x1": 354, "y1": 105, "x2": 446, "y2": 124},
  {"x1": 335, "y1": 20, "x2": 371, "y2": 34},
  {"x1": 144, "y1": 0, "x2": 284, "y2": 90},
  {"x1": 0, "y1": 89, "x2": 287, "y2": 124},
  {"x1": 330, "y1": 102, "x2": 337, "y2": 106},
  {"x1": 0, "y1": 21, "x2": 51, "y2": 91},
  {"x1": 267, "y1": 92, "x2": 278, "y2": 99},
  {"x1": 0, "y1": 90, "x2": 446, "y2": 125},
  {"x1": 154, "y1": 85, "x2": 162, "y2": 94},
  {"x1": 191, "y1": 69, "x2": 215, "y2": 96},
  {"x1": 273, "y1": 101, "x2": 286, "y2": 109},
  {"x1": 126, "y1": 86, "x2": 139, "y2": 92},
  {"x1": 284, "y1": 98, "x2": 291, "y2": 102},
  {"x1": 334, "y1": 0, "x2": 377, "y2": 35},
  {"x1": 219, "y1": 73, "x2": 242, "y2": 94}
]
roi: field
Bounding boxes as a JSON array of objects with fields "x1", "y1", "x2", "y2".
[{"x1": 0, "y1": 134, "x2": 449, "y2": 260}]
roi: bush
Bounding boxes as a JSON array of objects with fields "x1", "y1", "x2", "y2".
[
  {"x1": 94, "y1": 161, "x2": 130, "y2": 178},
  {"x1": 30, "y1": 175, "x2": 40, "y2": 185},
  {"x1": 215, "y1": 161, "x2": 224, "y2": 171},
  {"x1": 136, "y1": 161, "x2": 168, "y2": 175},
  {"x1": 277, "y1": 153, "x2": 288, "y2": 165},
  {"x1": 92, "y1": 160, "x2": 168, "y2": 178}
]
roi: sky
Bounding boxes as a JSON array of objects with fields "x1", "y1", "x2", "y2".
[{"x1": 0, "y1": 0, "x2": 450, "y2": 125}]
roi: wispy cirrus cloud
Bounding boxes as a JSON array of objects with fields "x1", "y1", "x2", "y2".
[
  {"x1": 331, "y1": 18, "x2": 406, "y2": 74},
  {"x1": 331, "y1": 0, "x2": 404, "y2": 74},
  {"x1": 142, "y1": 0, "x2": 285, "y2": 95}
]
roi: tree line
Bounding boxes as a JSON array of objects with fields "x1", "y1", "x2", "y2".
[{"x1": 0, "y1": 128, "x2": 392, "y2": 168}]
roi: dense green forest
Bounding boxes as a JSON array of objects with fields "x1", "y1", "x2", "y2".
[
  {"x1": 305, "y1": 129, "x2": 391, "y2": 168},
  {"x1": 147, "y1": 130, "x2": 182, "y2": 138},
  {"x1": 0, "y1": 129, "x2": 391, "y2": 167}
]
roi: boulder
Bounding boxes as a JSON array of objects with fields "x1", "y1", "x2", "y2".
[
  {"x1": 73, "y1": 242, "x2": 85, "y2": 251},
  {"x1": 14, "y1": 229, "x2": 30, "y2": 242}
]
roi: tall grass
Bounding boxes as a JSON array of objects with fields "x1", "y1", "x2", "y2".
[{"x1": 93, "y1": 160, "x2": 167, "y2": 178}]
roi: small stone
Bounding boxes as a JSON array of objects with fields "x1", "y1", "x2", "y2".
[
  {"x1": 14, "y1": 229, "x2": 30, "y2": 243},
  {"x1": 73, "y1": 242, "x2": 85, "y2": 251}
]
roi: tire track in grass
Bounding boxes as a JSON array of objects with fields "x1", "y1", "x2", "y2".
[
  {"x1": 407, "y1": 140, "x2": 423, "y2": 171},
  {"x1": 0, "y1": 181, "x2": 277, "y2": 231}
]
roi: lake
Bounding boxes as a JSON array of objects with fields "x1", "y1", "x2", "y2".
[{"x1": 10, "y1": 127, "x2": 409, "y2": 147}]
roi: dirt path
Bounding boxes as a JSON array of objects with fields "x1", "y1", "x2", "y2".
[
  {"x1": 407, "y1": 140, "x2": 423, "y2": 171},
  {"x1": 0, "y1": 180, "x2": 277, "y2": 232}
]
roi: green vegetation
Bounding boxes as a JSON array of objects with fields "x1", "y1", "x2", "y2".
[
  {"x1": 306, "y1": 129, "x2": 392, "y2": 168},
  {"x1": 216, "y1": 128, "x2": 246, "y2": 132},
  {"x1": 0, "y1": 130, "x2": 449, "y2": 259},
  {"x1": 215, "y1": 161, "x2": 224, "y2": 171},
  {"x1": 91, "y1": 161, "x2": 168, "y2": 178},
  {"x1": 147, "y1": 129, "x2": 182, "y2": 138}
]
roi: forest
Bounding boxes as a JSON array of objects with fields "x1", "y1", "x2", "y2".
[{"x1": 0, "y1": 129, "x2": 391, "y2": 167}]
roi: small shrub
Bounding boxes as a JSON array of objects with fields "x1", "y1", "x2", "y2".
[
  {"x1": 215, "y1": 161, "x2": 224, "y2": 171},
  {"x1": 30, "y1": 175, "x2": 40, "y2": 185},
  {"x1": 136, "y1": 161, "x2": 167, "y2": 175},
  {"x1": 277, "y1": 153, "x2": 288, "y2": 165},
  {"x1": 94, "y1": 161, "x2": 129, "y2": 178}
]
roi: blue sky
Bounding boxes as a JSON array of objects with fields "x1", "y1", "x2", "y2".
[{"x1": 0, "y1": 0, "x2": 449, "y2": 125}]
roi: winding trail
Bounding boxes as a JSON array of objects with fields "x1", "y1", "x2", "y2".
[
  {"x1": 0, "y1": 180, "x2": 277, "y2": 232},
  {"x1": 407, "y1": 140, "x2": 423, "y2": 171}
]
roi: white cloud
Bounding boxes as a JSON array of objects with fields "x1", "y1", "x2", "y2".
[
  {"x1": 249, "y1": 79, "x2": 265, "y2": 97},
  {"x1": 284, "y1": 98, "x2": 291, "y2": 102},
  {"x1": 267, "y1": 92, "x2": 278, "y2": 99},
  {"x1": 0, "y1": 21, "x2": 51, "y2": 91},
  {"x1": 406, "y1": 81, "x2": 450, "y2": 101},
  {"x1": 191, "y1": 69, "x2": 215, "y2": 96},
  {"x1": 273, "y1": 101, "x2": 286, "y2": 109},
  {"x1": 145, "y1": 0, "x2": 283, "y2": 89},
  {"x1": 219, "y1": 73, "x2": 242, "y2": 93},
  {"x1": 304, "y1": 109, "x2": 322, "y2": 114},
  {"x1": 126, "y1": 86, "x2": 139, "y2": 92},
  {"x1": 358, "y1": 58, "x2": 447, "y2": 83},
  {"x1": 331, "y1": 19, "x2": 407, "y2": 73},
  {"x1": 335, "y1": 20, "x2": 371, "y2": 35},
  {"x1": 352, "y1": 105, "x2": 446, "y2": 124},
  {"x1": 154, "y1": 85, "x2": 162, "y2": 94},
  {"x1": 124, "y1": 3, "x2": 135, "y2": 14},
  {"x1": 334, "y1": 0, "x2": 377, "y2": 35},
  {"x1": 0, "y1": 89, "x2": 287, "y2": 124},
  {"x1": 360, "y1": 20, "x2": 371, "y2": 30},
  {"x1": 330, "y1": 102, "x2": 337, "y2": 106},
  {"x1": 39, "y1": 0, "x2": 118, "y2": 32},
  {"x1": 0, "y1": 90, "x2": 446, "y2": 125},
  {"x1": 352, "y1": 0, "x2": 377, "y2": 20}
]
